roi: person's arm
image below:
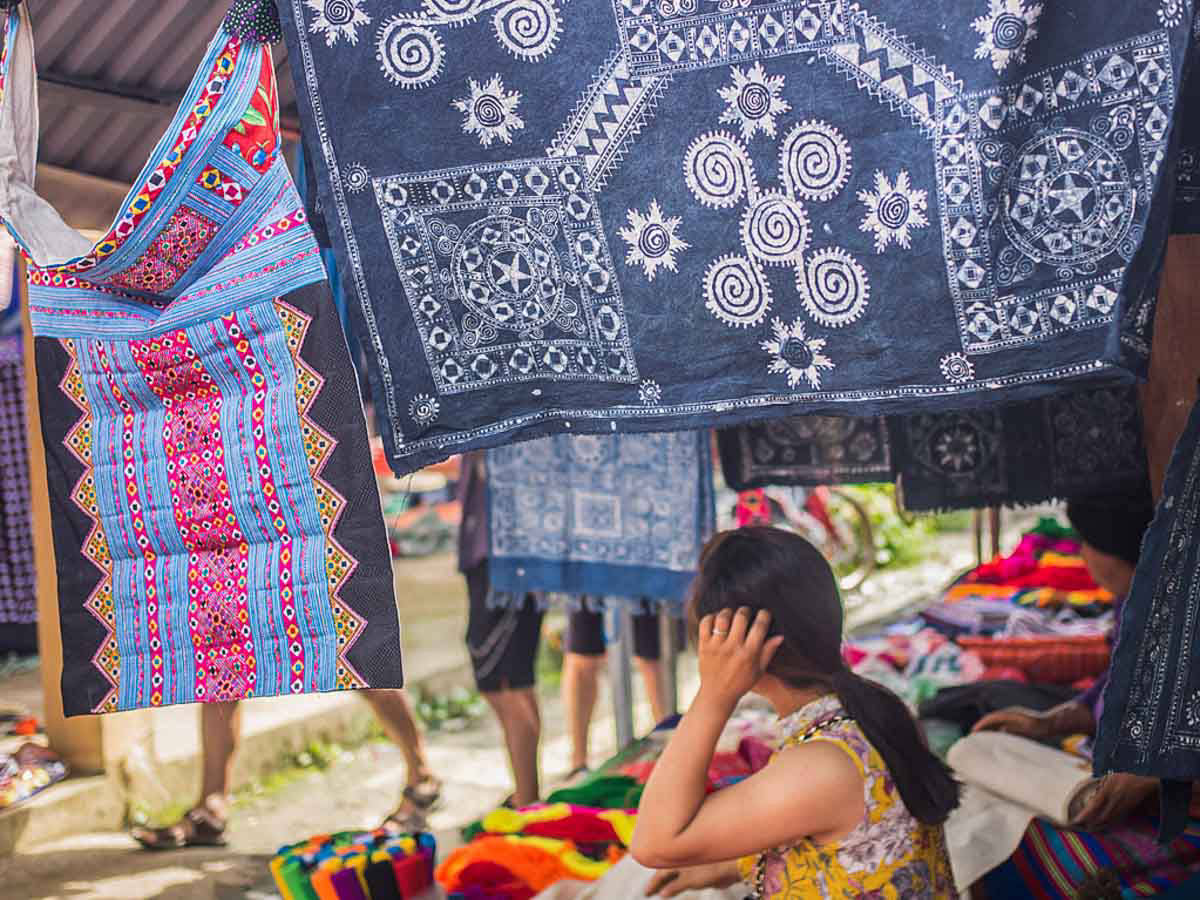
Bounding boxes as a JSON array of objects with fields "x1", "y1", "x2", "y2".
[
  {"x1": 631, "y1": 608, "x2": 863, "y2": 869},
  {"x1": 972, "y1": 700, "x2": 1096, "y2": 738}
]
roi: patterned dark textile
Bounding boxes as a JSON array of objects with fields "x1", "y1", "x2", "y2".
[
  {"x1": 278, "y1": 0, "x2": 1197, "y2": 476},
  {"x1": 0, "y1": 335, "x2": 35, "y2": 653},
  {"x1": 718, "y1": 415, "x2": 891, "y2": 489},
  {"x1": 1095, "y1": 394, "x2": 1200, "y2": 834},
  {"x1": 887, "y1": 386, "x2": 1147, "y2": 511}
]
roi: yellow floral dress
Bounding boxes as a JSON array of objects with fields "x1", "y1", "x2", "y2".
[{"x1": 736, "y1": 695, "x2": 956, "y2": 898}]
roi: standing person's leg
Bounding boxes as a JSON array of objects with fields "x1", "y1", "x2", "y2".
[
  {"x1": 132, "y1": 700, "x2": 242, "y2": 850},
  {"x1": 361, "y1": 689, "x2": 442, "y2": 830},
  {"x1": 466, "y1": 561, "x2": 545, "y2": 807},
  {"x1": 563, "y1": 603, "x2": 607, "y2": 774},
  {"x1": 631, "y1": 609, "x2": 668, "y2": 726}
]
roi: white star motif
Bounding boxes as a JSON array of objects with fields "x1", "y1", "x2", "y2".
[
  {"x1": 491, "y1": 252, "x2": 532, "y2": 293},
  {"x1": 718, "y1": 62, "x2": 791, "y2": 141},
  {"x1": 761, "y1": 317, "x2": 834, "y2": 390},
  {"x1": 1048, "y1": 174, "x2": 1093, "y2": 222},
  {"x1": 305, "y1": 0, "x2": 371, "y2": 47},
  {"x1": 971, "y1": 0, "x2": 1043, "y2": 72},
  {"x1": 453, "y1": 75, "x2": 525, "y2": 148},
  {"x1": 857, "y1": 170, "x2": 930, "y2": 253},
  {"x1": 619, "y1": 200, "x2": 690, "y2": 282}
]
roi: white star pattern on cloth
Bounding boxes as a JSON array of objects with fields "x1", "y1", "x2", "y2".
[
  {"x1": 453, "y1": 75, "x2": 525, "y2": 147},
  {"x1": 718, "y1": 62, "x2": 791, "y2": 141},
  {"x1": 1048, "y1": 174, "x2": 1093, "y2": 221},
  {"x1": 491, "y1": 251, "x2": 533, "y2": 293},
  {"x1": 305, "y1": 0, "x2": 371, "y2": 47},
  {"x1": 619, "y1": 201, "x2": 690, "y2": 282},
  {"x1": 971, "y1": 0, "x2": 1043, "y2": 72},
  {"x1": 857, "y1": 169, "x2": 930, "y2": 252},
  {"x1": 761, "y1": 317, "x2": 834, "y2": 389}
]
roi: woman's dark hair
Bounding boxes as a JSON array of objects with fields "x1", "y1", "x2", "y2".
[{"x1": 688, "y1": 526, "x2": 960, "y2": 826}]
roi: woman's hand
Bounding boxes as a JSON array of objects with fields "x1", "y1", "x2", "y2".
[
  {"x1": 696, "y1": 608, "x2": 785, "y2": 710},
  {"x1": 644, "y1": 861, "x2": 741, "y2": 897},
  {"x1": 1070, "y1": 774, "x2": 1157, "y2": 831}
]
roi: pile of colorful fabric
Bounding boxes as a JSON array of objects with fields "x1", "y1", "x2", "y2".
[
  {"x1": 440, "y1": 711, "x2": 779, "y2": 899},
  {"x1": 268, "y1": 829, "x2": 435, "y2": 900}
]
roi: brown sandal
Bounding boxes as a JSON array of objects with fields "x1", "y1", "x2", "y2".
[
  {"x1": 132, "y1": 806, "x2": 227, "y2": 851},
  {"x1": 380, "y1": 775, "x2": 443, "y2": 833}
]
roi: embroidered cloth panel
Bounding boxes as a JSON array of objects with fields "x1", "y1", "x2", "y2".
[
  {"x1": 1095, "y1": 394, "x2": 1200, "y2": 794},
  {"x1": 0, "y1": 11, "x2": 402, "y2": 713},
  {"x1": 486, "y1": 431, "x2": 714, "y2": 602},
  {"x1": 280, "y1": 0, "x2": 1193, "y2": 475},
  {"x1": 0, "y1": 335, "x2": 34, "y2": 629},
  {"x1": 718, "y1": 415, "x2": 891, "y2": 489}
]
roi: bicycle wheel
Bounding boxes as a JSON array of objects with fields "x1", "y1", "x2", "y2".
[{"x1": 782, "y1": 487, "x2": 876, "y2": 593}]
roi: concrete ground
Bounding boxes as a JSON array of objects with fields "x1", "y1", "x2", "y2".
[{"x1": 0, "y1": 509, "x2": 1044, "y2": 898}]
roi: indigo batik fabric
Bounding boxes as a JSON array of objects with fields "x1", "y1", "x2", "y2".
[
  {"x1": 1096, "y1": 395, "x2": 1200, "y2": 813},
  {"x1": 718, "y1": 415, "x2": 891, "y2": 489},
  {"x1": 0, "y1": 12, "x2": 401, "y2": 713},
  {"x1": 486, "y1": 431, "x2": 714, "y2": 603},
  {"x1": 887, "y1": 385, "x2": 1147, "y2": 511},
  {"x1": 280, "y1": 0, "x2": 1195, "y2": 475}
]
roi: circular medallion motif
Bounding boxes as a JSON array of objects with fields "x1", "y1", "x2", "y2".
[
  {"x1": 1001, "y1": 129, "x2": 1133, "y2": 266},
  {"x1": 704, "y1": 254, "x2": 772, "y2": 328},
  {"x1": 376, "y1": 20, "x2": 445, "y2": 89},
  {"x1": 779, "y1": 120, "x2": 852, "y2": 201},
  {"x1": 795, "y1": 247, "x2": 869, "y2": 328},
  {"x1": 451, "y1": 215, "x2": 564, "y2": 331},
  {"x1": 740, "y1": 191, "x2": 810, "y2": 267}
]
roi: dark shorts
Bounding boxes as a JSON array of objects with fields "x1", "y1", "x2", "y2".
[
  {"x1": 464, "y1": 562, "x2": 544, "y2": 693},
  {"x1": 565, "y1": 602, "x2": 661, "y2": 661}
]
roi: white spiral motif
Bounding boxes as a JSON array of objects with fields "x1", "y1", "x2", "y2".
[
  {"x1": 876, "y1": 192, "x2": 911, "y2": 231},
  {"x1": 740, "y1": 191, "x2": 810, "y2": 267},
  {"x1": 939, "y1": 352, "x2": 976, "y2": 384},
  {"x1": 796, "y1": 247, "x2": 869, "y2": 328},
  {"x1": 639, "y1": 224, "x2": 671, "y2": 260},
  {"x1": 684, "y1": 131, "x2": 756, "y2": 209},
  {"x1": 323, "y1": 0, "x2": 355, "y2": 24},
  {"x1": 344, "y1": 163, "x2": 369, "y2": 193},
  {"x1": 704, "y1": 255, "x2": 772, "y2": 328},
  {"x1": 493, "y1": 0, "x2": 561, "y2": 62},
  {"x1": 991, "y1": 13, "x2": 1028, "y2": 50},
  {"x1": 376, "y1": 19, "x2": 445, "y2": 89},
  {"x1": 779, "y1": 120, "x2": 852, "y2": 201}
]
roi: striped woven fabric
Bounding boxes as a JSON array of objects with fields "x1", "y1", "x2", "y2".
[
  {"x1": 982, "y1": 817, "x2": 1200, "y2": 899},
  {"x1": 0, "y1": 8, "x2": 402, "y2": 713}
]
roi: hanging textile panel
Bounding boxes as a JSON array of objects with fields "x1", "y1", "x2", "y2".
[
  {"x1": 718, "y1": 415, "x2": 891, "y2": 489},
  {"x1": 0, "y1": 334, "x2": 35, "y2": 640},
  {"x1": 487, "y1": 431, "x2": 714, "y2": 603},
  {"x1": 1095, "y1": 394, "x2": 1200, "y2": 825},
  {"x1": 0, "y1": 9, "x2": 402, "y2": 713},
  {"x1": 887, "y1": 385, "x2": 1148, "y2": 511},
  {"x1": 279, "y1": 0, "x2": 1194, "y2": 475}
]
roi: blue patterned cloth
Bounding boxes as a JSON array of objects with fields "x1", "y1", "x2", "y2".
[
  {"x1": 278, "y1": 1, "x2": 1196, "y2": 475},
  {"x1": 1096, "y1": 393, "x2": 1200, "y2": 836},
  {"x1": 718, "y1": 415, "x2": 891, "y2": 489},
  {"x1": 486, "y1": 431, "x2": 714, "y2": 603}
]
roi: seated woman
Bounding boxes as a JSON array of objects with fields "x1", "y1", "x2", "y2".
[
  {"x1": 972, "y1": 488, "x2": 1200, "y2": 899},
  {"x1": 973, "y1": 489, "x2": 1154, "y2": 829},
  {"x1": 632, "y1": 527, "x2": 959, "y2": 898}
]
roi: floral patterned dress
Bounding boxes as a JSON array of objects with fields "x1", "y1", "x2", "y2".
[{"x1": 736, "y1": 695, "x2": 956, "y2": 898}]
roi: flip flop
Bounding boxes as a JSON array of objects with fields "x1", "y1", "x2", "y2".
[{"x1": 132, "y1": 806, "x2": 227, "y2": 851}]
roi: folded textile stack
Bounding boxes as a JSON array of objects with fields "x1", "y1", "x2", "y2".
[{"x1": 269, "y1": 830, "x2": 435, "y2": 900}]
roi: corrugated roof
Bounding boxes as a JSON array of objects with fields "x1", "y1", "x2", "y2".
[{"x1": 25, "y1": 0, "x2": 299, "y2": 186}]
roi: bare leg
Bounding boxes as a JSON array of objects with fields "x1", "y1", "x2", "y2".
[
  {"x1": 361, "y1": 689, "x2": 434, "y2": 786},
  {"x1": 562, "y1": 652, "x2": 605, "y2": 771},
  {"x1": 483, "y1": 686, "x2": 541, "y2": 806},
  {"x1": 635, "y1": 656, "x2": 668, "y2": 727},
  {"x1": 199, "y1": 700, "x2": 242, "y2": 820}
]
